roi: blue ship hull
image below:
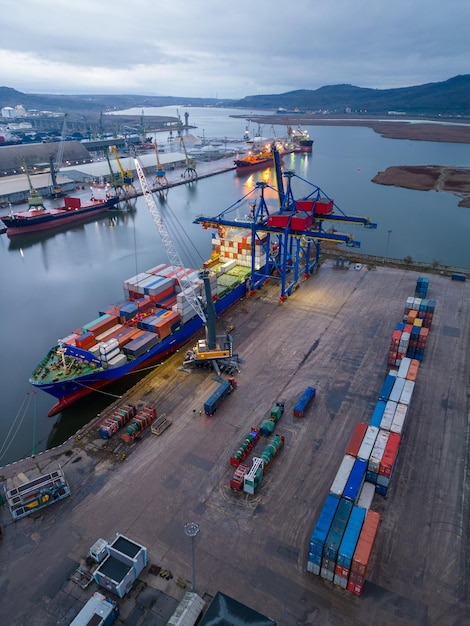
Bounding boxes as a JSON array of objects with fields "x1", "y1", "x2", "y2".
[{"x1": 31, "y1": 280, "x2": 248, "y2": 416}]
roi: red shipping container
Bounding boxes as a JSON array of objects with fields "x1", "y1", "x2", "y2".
[
  {"x1": 379, "y1": 432, "x2": 401, "y2": 477},
  {"x1": 64, "y1": 196, "x2": 81, "y2": 209},
  {"x1": 267, "y1": 212, "x2": 291, "y2": 228},
  {"x1": 351, "y1": 510, "x2": 380, "y2": 578},
  {"x1": 335, "y1": 563, "x2": 350, "y2": 578},
  {"x1": 295, "y1": 200, "x2": 314, "y2": 213},
  {"x1": 76, "y1": 332, "x2": 95, "y2": 349},
  {"x1": 346, "y1": 422, "x2": 368, "y2": 457},
  {"x1": 347, "y1": 579, "x2": 364, "y2": 596}
]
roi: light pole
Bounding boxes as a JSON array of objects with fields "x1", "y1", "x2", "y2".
[
  {"x1": 384, "y1": 229, "x2": 392, "y2": 263},
  {"x1": 184, "y1": 522, "x2": 200, "y2": 592}
]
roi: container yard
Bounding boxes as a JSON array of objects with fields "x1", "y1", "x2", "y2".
[{"x1": 0, "y1": 263, "x2": 469, "y2": 625}]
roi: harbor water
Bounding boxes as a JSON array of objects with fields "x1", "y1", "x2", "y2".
[{"x1": 1, "y1": 107, "x2": 469, "y2": 466}]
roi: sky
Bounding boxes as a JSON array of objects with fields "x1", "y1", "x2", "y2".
[{"x1": 1, "y1": 0, "x2": 468, "y2": 99}]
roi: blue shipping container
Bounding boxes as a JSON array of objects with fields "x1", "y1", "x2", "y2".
[
  {"x1": 379, "y1": 374, "x2": 396, "y2": 402},
  {"x1": 370, "y1": 400, "x2": 386, "y2": 428},
  {"x1": 337, "y1": 505, "x2": 367, "y2": 570},
  {"x1": 308, "y1": 494, "x2": 340, "y2": 567},
  {"x1": 343, "y1": 458, "x2": 367, "y2": 502},
  {"x1": 323, "y1": 498, "x2": 353, "y2": 563}
]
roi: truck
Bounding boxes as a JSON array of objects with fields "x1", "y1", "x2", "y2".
[
  {"x1": 293, "y1": 386, "x2": 316, "y2": 417},
  {"x1": 203, "y1": 376, "x2": 237, "y2": 416},
  {"x1": 69, "y1": 591, "x2": 118, "y2": 626}
]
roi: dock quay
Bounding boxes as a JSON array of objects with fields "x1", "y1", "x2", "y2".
[{"x1": 0, "y1": 262, "x2": 468, "y2": 625}]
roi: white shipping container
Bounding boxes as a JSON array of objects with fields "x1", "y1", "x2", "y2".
[
  {"x1": 406, "y1": 296, "x2": 414, "y2": 310},
  {"x1": 330, "y1": 454, "x2": 356, "y2": 496},
  {"x1": 107, "y1": 354, "x2": 128, "y2": 368},
  {"x1": 391, "y1": 403, "x2": 408, "y2": 434},
  {"x1": 357, "y1": 426, "x2": 379, "y2": 461},
  {"x1": 389, "y1": 376, "x2": 406, "y2": 403},
  {"x1": 368, "y1": 430, "x2": 390, "y2": 473},
  {"x1": 99, "y1": 338, "x2": 119, "y2": 354},
  {"x1": 357, "y1": 481, "x2": 376, "y2": 510},
  {"x1": 381, "y1": 400, "x2": 398, "y2": 431},
  {"x1": 399, "y1": 379, "x2": 415, "y2": 406},
  {"x1": 397, "y1": 357, "x2": 411, "y2": 379}
]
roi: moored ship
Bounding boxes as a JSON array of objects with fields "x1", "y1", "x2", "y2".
[
  {"x1": 29, "y1": 230, "x2": 267, "y2": 416},
  {"x1": 234, "y1": 144, "x2": 274, "y2": 174},
  {"x1": 1, "y1": 186, "x2": 120, "y2": 236}
]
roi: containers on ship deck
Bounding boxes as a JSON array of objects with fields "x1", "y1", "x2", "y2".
[{"x1": 123, "y1": 331, "x2": 160, "y2": 358}]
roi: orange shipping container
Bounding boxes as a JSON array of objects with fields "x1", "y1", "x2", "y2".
[
  {"x1": 346, "y1": 422, "x2": 368, "y2": 457},
  {"x1": 406, "y1": 359, "x2": 420, "y2": 381},
  {"x1": 350, "y1": 510, "x2": 380, "y2": 578}
]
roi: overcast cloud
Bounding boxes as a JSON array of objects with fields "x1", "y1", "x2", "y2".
[{"x1": 1, "y1": 0, "x2": 468, "y2": 98}]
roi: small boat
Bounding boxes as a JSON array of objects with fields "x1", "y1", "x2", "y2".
[{"x1": 1, "y1": 185, "x2": 120, "y2": 237}]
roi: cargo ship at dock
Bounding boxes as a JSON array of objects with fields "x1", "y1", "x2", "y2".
[
  {"x1": 29, "y1": 231, "x2": 266, "y2": 417},
  {"x1": 1, "y1": 186, "x2": 120, "y2": 236}
]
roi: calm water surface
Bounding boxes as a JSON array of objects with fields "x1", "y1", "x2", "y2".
[{"x1": 1, "y1": 108, "x2": 469, "y2": 465}]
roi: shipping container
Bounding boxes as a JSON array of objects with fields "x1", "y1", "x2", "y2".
[
  {"x1": 380, "y1": 400, "x2": 397, "y2": 431},
  {"x1": 379, "y1": 432, "x2": 401, "y2": 478},
  {"x1": 330, "y1": 454, "x2": 356, "y2": 497},
  {"x1": 343, "y1": 458, "x2": 367, "y2": 502},
  {"x1": 357, "y1": 426, "x2": 379, "y2": 462},
  {"x1": 357, "y1": 481, "x2": 376, "y2": 510},
  {"x1": 390, "y1": 403, "x2": 408, "y2": 435},
  {"x1": 345, "y1": 422, "x2": 368, "y2": 456},
  {"x1": 69, "y1": 591, "x2": 118, "y2": 626},
  {"x1": 399, "y1": 379, "x2": 415, "y2": 406},
  {"x1": 368, "y1": 429, "x2": 390, "y2": 474},
  {"x1": 307, "y1": 493, "x2": 340, "y2": 574},
  {"x1": 321, "y1": 498, "x2": 353, "y2": 580},
  {"x1": 369, "y1": 401, "x2": 386, "y2": 428},
  {"x1": 334, "y1": 505, "x2": 367, "y2": 588},
  {"x1": 347, "y1": 510, "x2": 381, "y2": 595},
  {"x1": 379, "y1": 374, "x2": 396, "y2": 402},
  {"x1": 389, "y1": 376, "x2": 406, "y2": 403}
]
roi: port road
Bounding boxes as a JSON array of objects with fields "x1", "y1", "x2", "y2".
[{"x1": 0, "y1": 262, "x2": 468, "y2": 625}]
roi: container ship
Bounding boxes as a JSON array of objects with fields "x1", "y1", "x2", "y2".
[
  {"x1": 1, "y1": 186, "x2": 120, "y2": 236},
  {"x1": 30, "y1": 229, "x2": 267, "y2": 416}
]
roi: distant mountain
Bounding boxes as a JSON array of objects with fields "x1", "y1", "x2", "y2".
[
  {"x1": 1, "y1": 75, "x2": 469, "y2": 118},
  {"x1": 231, "y1": 75, "x2": 470, "y2": 117}
]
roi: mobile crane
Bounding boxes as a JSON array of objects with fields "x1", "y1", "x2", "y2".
[{"x1": 132, "y1": 151, "x2": 239, "y2": 375}]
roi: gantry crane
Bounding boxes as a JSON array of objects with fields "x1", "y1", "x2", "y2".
[
  {"x1": 194, "y1": 144, "x2": 377, "y2": 302},
  {"x1": 176, "y1": 110, "x2": 197, "y2": 181},
  {"x1": 152, "y1": 140, "x2": 168, "y2": 188},
  {"x1": 132, "y1": 151, "x2": 238, "y2": 374},
  {"x1": 110, "y1": 145, "x2": 137, "y2": 197}
]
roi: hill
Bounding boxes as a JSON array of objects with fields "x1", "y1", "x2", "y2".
[
  {"x1": 232, "y1": 75, "x2": 470, "y2": 117},
  {"x1": 1, "y1": 75, "x2": 469, "y2": 118}
]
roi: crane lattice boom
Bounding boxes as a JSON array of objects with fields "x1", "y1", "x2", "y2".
[{"x1": 132, "y1": 156, "x2": 206, "y2": 323}]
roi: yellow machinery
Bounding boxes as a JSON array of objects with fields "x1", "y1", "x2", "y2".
[{"x1": 110, "y1": 145, "x2": 137, "y2": 196}]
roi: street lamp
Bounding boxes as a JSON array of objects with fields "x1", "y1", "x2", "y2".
[
  {"x1": 184, "y1": 522, "x2": 200, "y2": 592},
  {"x1": 384, "y1": 229, "x2": 392, "y2": 263}
]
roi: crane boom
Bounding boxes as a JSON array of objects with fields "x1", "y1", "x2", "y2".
[{"x1": 132, "y1": 156, "x2": 206, "y2": 324}]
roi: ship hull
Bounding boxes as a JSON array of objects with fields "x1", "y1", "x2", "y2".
[
  {"x1": 234, "y1": 157, "x2": 272, "y2": 174},
  {"x1": 2, "y1": 197, "x2": 120, "y2": 236},
  {"x1": 31, "y1": 280, "x2": 248, "y2": 416}
]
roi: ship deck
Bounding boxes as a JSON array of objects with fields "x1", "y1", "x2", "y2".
[{"x1": 0, "y1": 261, "x2": 468, "y2": 625}]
